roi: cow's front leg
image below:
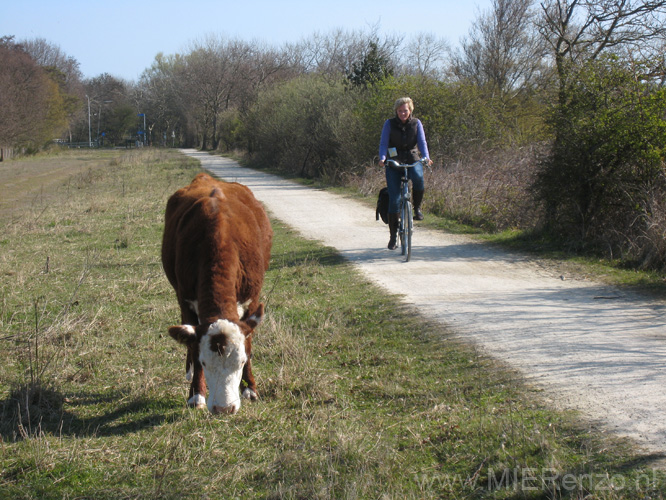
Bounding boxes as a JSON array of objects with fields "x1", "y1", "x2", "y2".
[
  {"x1": 187, "y1": 344, "x2": 207, "y2": 409},
  {"x1": 241, "y1": 357, "x2": 258, "y2": 401}
]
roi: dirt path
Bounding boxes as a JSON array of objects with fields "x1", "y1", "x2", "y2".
[{"x1": 184, "y1": 149, "x2": 666, "y2": 455}]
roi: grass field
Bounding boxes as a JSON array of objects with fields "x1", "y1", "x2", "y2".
[{"x1": 1, "y1": 148, "x2": 665, "y2": 499}]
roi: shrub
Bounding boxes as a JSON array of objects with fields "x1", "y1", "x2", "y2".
[
  {"x1": 534, "y1": 55, "x2": 666, "y2": 263},
  {"x1": 246, "y1": 75, "x2": 364, "y2": 181},
  {"x1": 427, "y1": 145, "x2": 544, "y2": 232}
]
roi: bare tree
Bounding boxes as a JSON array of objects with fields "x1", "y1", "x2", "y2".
[
  {"x1": 173, "y1": 36, "x2": 289, "y2": 149},
  {"x1": 19, "y1": 37, "x2": 85, "y2": 143},
  {"x1": 0, "y1": 37, "x2": 51, "y2": 148},
  {"x1": 537, "y1": 0, "x2": 666, "y2": 97},
  {"x1": 139, "y1": 53, "x2": 188, "y2": 145},
  {"x1": 535, "y1": 0, "x2": 666, "y2": 241},
  {"x1": 21, "y1": 38, "x2": 82, "y2": 89},
  {"x1": 83, "y1": 73, "x2": 134, "y2": 144},
  {"x1": 453, "y1": 0, "x2": 548, "y2": 98},
  {"x1": 286, "y1": 27, "x2": 402, "y2": 78},
  {"x1": 402, "y1": 32, "x2": 450, "y2": 79}
]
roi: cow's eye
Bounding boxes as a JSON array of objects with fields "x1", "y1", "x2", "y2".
[{"x1": 201, "y1": 361, "x2": 206, "y2": 367}]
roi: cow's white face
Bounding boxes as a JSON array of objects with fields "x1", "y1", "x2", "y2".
[
  {"x1": 169, "y1": 304, "x2": 264, "y2": 415},
  {"x1": 199, "y1": 319, "x2": 248, "y2": 414}
]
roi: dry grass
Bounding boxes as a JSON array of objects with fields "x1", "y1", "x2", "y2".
[
  {"x1": 0, "y1": 149, "x2": 664, "y2": 499},
  {"x1": 427, "y1": 147, "x2": 543, "y2": 232},
  {"x1": 348, "y1": 146, "x2": 543, "y2": 235}
]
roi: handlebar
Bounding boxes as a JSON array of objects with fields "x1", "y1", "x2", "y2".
[{"x1": 385, "y1": 158, "x2": 429, "y2": 169}]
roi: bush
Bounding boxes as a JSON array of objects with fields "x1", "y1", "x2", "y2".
[
  {"x1": 362, "y1": 76, "x2": 547, "y2": 163},
  {"x1": 246, "y1": 75, "x2": 364, "y2": 181},
  {"x1": 428, "y1": 146, "x2": 544, "y2": 232},
  {"x1": 534, "y1": 55, "x2": 666, "y2": 263}
]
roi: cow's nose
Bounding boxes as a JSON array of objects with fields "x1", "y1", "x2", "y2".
[{"x1": 212, "y1": 404, "x2": 237, "y2": 415}]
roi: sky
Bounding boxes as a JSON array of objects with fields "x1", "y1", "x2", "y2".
[{"x1": 2, "y1": 0, "x2": 493, "y2": 81}]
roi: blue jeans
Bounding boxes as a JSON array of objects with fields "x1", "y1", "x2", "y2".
[{"x1": 385, "y1": 163, "x2": 424, "y2": 214}]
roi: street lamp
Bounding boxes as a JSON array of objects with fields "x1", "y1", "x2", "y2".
[
  {"x1": 97, "y1": 100, "x2": 113, "y2": 145},
  {"x1": 86, "y1": 95, "x2": 92, "y2": 147}
]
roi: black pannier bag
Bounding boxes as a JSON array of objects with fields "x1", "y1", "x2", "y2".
[{"x1": 376, "y1": 187, "x2": 389, "y2": 224}]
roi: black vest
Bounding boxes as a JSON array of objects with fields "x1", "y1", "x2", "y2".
[{"x1": 388, "y1": 117, "x2": 420, "y2": 163}]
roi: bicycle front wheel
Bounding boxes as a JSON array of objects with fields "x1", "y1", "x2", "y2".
[
  {"x1": 402, "y1": 200, "x2": 413, "y2": 261},
  {"x1": 399, "y1": 205, "x2": 406, "y2": 256}
]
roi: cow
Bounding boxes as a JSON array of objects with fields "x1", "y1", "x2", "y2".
[{"x1": 161, "y1": 173, "x2": 272, "y2": 414}]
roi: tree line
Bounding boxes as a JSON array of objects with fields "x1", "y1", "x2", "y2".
[{"x1": 2, "y1": 0, "x2": 666, "y2": 269}]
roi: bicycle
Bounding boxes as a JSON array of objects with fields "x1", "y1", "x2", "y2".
[{"x1": 386, "y1": 158, "x2": 428, "y2": 262}]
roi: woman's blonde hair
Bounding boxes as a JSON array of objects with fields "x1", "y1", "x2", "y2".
[{"x1": 394, "y1": 97, "x2": 414, "y2": 114}]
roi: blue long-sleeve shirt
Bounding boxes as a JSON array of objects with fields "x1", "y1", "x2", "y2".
[{"x1": 378, "y1": 117, "x2": 430, "y2": 163}]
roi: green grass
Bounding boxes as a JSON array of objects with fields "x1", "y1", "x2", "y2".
[{"x1": 1, "y1": 149, "x2": 665, "y2": 499}]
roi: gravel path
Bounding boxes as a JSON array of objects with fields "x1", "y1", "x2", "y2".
[{"x1": 183, "y1": 149, "x2": 666, "y2": 454}]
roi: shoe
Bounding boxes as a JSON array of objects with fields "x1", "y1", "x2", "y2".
[
  {"x1": 388, "y1": 236, "x2": 397, "y2": 250},
  {"x1": 414, "y1": 208, "x2": 424, "y2": 221}
]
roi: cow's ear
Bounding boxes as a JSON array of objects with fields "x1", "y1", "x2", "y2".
[
  {"x1": 245, "y1": 303, "x2": 265, "y2": 330},
  {"x1": 168, "y1": 325, "x2": 197, "y2": 345}
]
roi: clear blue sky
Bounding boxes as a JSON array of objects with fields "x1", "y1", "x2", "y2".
[{"x1": 2, "y1": 0, "x2": 492, "y2": 81}]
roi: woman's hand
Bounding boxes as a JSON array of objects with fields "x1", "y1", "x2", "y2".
[{"x1": 378, "y1": 160, "x2": 385, "y2": 168}]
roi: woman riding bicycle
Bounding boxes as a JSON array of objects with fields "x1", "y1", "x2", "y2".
[{"x1": 378, "y1": 97, "x2": 433, "y2": 250}]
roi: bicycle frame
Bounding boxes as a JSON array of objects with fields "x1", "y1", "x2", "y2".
[{"x1": 386, "y1": 158, "x2": 426, "y2": 262}]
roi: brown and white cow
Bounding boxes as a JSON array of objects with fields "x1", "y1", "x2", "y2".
[{"x1": 162, "y1": 173, "x2": 272, "y2": 414}]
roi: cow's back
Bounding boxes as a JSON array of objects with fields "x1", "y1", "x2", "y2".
[{"x1": 162, "y1": 173, "x2": 272, "y2": 320}]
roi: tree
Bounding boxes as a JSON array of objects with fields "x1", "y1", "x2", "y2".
[
  {"x1": 247, "y1": 75, "x2": 361, "y2": 179},
  {"x1": 534, "y1": 55, "x2": 666, "y2": 252},
  {"x1": 80, "y1": 73, "x2": 131, "y2": 144},
  {"x1": 447, "y1": 0, "x2": 550, "y2": 149},
  {"x1": 22, "y1": 38, "x2": 84, "y2": 142},
  {"x1": 537, "y1": 0, "x2": 666, "y2": 102},
  {"x1": 347, "y1": 41, "x2": 394, "y2": 88},
  {"x1": 21, "y1": 37, "x2": 82, "y2": 90},
  {"x1": 138, "y1": 53, "x2": 187, "y2": 147},
  {"x1": 179, "y1": 36, "x2": 271, "y2": 149},
  {"x1": 402, "y1": 33, "x2": 449, "y2": 79},
  {"x1": 286, "y1": 27, "x2": 402, "y2": 81},
  {"x1": 535, "y1": 0, "x2": 666, "y2": 237},
  {"x1": 453, "y1": 0, "x2": 548, "y2": 99},
  {"x1": 104, "y1": 105, "x2": 138, "y2": 145},
  {"x1": 0, "y1": 37, "x2": 54, "y2": 149}
]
